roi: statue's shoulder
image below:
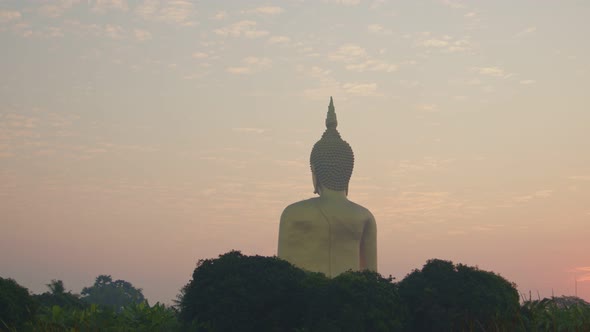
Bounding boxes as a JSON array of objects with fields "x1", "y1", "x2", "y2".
[
  {"x1": 281, "y1": 198, "x2": 321, "y2": 219},
  {"x1": 347, "y1": 200, "x2": 376, "y2": 220}
]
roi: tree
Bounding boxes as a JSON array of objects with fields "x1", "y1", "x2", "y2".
[
  {"x1": 398, "y1": 259, "x2": 520, "y2": 331},
  {"x1": 0, "y1": 276, "x2": 37, "y2": 330},
  {"x1": 34, "y1": 279, "x2": 87, "y2": 310},
  {"x1": 47, "y1": 279, "x2": 65, "y2": 295},
  {"x1": 179, "y1": 250, "x2": 309, "y2": 332},
  {"x1": 303, "y1": 270, "x2": 407, "y2": 332},
  {"x1": 178, "y1": 251, "x2": 408, "y2": 332},
  {"x1": 81, "y1": 275, "x2": 146, "y2": 310}
]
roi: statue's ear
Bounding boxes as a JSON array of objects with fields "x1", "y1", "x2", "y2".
[{"x1": 312, "y1": 166, "x2": 320, "y2": 195}]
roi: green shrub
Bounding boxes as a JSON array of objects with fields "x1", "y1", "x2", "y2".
[
  {"x1": 0, "y1": 276, "x2": 37, "y2": 330},
  {"x1": 398, "y1": 259, "x2": 520, "y2": 331},
  {"x1": 519, "y1": 296, "x2": 590, "y2": 331},
  {"x1": 179, "y1": 250, "x2": 308, "y2": 332},
  {"x1": 178, "y1": 251, "x2": 407, "y2": 332}
]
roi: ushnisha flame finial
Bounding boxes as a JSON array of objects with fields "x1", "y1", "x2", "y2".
[{"x1": 326, "y1": 96, "x2": 338, "y2": 129}]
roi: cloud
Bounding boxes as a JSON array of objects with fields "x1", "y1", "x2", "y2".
[
  {"x1": 91, "y1": 0, "x2": 129, "y2": 13},
  {"x1": 211, "y1": 11, "x2": 227, "y2": 20},
  {"x1": 512, "y1": 189, "x2": 553, "y2": 203},
  {"x1": 44, "y1": 27, "x2": 65, "y2": 38},
  {"x1": 232, "y1": 128, "x2": 268, "y2": 134},
  {"x1": 136, "y1": 0, "x2": 196, "y2": 26},
  {"x1": 215, "y1": 20, "x2": 269, "y2": 38},
  {"x1": 369, "y1": 0, "x2": 387, "y2": 10},
  {"x1": 134, "y1": 29, "x2": 151, "y2": 41},
  {"x1": 192, "y1": 52, "x2": 208, "y2": 59},
  {"x1": 381, "y1": 191, "x2": 463, "y2": 219},
  {"x1": 439, "y1": 0, "x2": 465, "y2": 9},
  {"x1": 226, "y1": 57, "x2": 272, "y2": 75},
  {"x1": 392, "y1": 157, "x2": 455, "y2": 176},
  {"x1": 37, "y1": 0, "x2": 80, "y2": 18},
  {"x1": 367, "y1": 24, "x2": 392, "y2": 35},
  {"x1": 472, "y1": 224, "x2": 503, "y2": 232},
  {"x1": 534, "y1": 190, "x2": 552, "y2": 198},
  {"x1": 298, "y1": 65, "x2": 332, "y2": 82},
  {"x1": 104, "y1": 24, "x2": 125, "y2": 39},
  {"x1": 342, "y1": 83, "x2": 380, "y2": 96},
  {"x1": 323, "y1": 0, "x2": 361, "y2": 5},
  {"x1": 515, "y1": 26, "x2": 536, "y2": 38},
  {"x1": 472, "y1": 66, "x2": 512, "y2": 79},
  {"x1": 297, "y1": 65, "x2": 382, "y2": 99},
  {"x1": 417, "y1": 34, "x2": 472, "y2": 53},
  {"x1": 247, "y1": 6, "x2": 284, "y2": 15},
  {"x1": 330, "y1": 44, "x2": 367, "y2": 61},
  {"x1": 63, "y1": 20, "x2": 132, "y2": 40},
  {"x1": 330, "y1": 44, "x2": 397, "y2": 72},
  {"x1": 416, "y1": 104, "x2": 438, "y2": 112},
  {"x1": 268, "y1": 36, "x2": 291, "y2": 44},
  {"x1": 519, "y1": 79, "x2": 536, "y2": 85},
  {"x1": 346, "y1": 59, "x2": 397, "y2": 73},
  {"x1": 0, "y1": 109, "x2": 80, "y2": 159},
  {"x1": 569, "y1": 175, "x2": 590, "y2": 181},
  {"x1": 575, "y1": 267, "x2": 590, "y2": 282},
  {"x1": 447, "y1": 230, "x2": 466, "y2": 236},
  {"x1": 0, "y1": 10, "x2": 21, "y2": 23},
  {"x1": 421, "y1": 39, "x2": 449, "y2": 47}
]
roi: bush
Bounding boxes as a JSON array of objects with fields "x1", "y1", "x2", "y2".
[
  {"x1": 179, "y1": 250, "x2": 308, "y2": 332},
  {"x1": 32, "y1": 302, "x2": 180, "y2": 331},
  {"x1": 178, "y1": 251, "x2": 407, "y2": 332},
  {"x1": 302, "y1": 270, "x2": 407, "y2": 332},
  {"x1": 519, "y1": 296, "x2": 590, "y2": 331},
  {"x1": 0, "y1": 276, "x2": 37, "y2": 330},
  {"x1": 398, "y1": 259, "x2": 520, "y2": 331}
]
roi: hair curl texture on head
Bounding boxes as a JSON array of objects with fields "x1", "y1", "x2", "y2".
[{"x1": 310, "y1": 97, "x2": 354, "y2": 193}]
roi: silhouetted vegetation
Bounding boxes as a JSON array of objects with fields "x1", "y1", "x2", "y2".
[
  {"x1": 398, "y1": 259, "x2": 520, "y2": 331},
  {"x1": 34, "y1": 280, "x2": 87, "y2": 311},
  {"x1": 519, "y1": 295, "x2": 590, "y2": 331},
  {"x1": 301, "y1": 269, "x2": 407, "y2": 332},
  {"x1": 178, "y1": 251, "x2": 405, "y2": 332},
  {"x1": 0, "y1": 277, "x2": 37, "y2": 331},
  {"x1": 1, "y1": 253, "x2": 589, "y2": 331},
  {"x1": 81, "y1": 275, "x2": 146, "y2": 311},
  {"x1": 179, "y1": 250, "x2": 309, "y2": 331}
]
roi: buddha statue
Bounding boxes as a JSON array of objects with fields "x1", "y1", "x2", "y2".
[{"x1": 278, "y1": 97, "x2": 377, "y2": 277}]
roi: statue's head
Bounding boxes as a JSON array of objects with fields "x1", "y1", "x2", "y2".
[{"x1": 310, "y1": 97, "x2": 355, "y2": 195}]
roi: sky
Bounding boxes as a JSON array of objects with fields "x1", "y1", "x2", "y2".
[{"x1": 1, "y1": 0, "x2": 589, "y2": 305}]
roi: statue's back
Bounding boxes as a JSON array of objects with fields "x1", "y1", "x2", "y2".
[{"x1": 278, "y1": 196, "x2": 375, "y2": 277}]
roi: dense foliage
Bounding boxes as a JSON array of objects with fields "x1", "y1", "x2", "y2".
[
  {"x1": 398, "y1": 259, "x2": 520, "y2": 331},
  {"x1": 179, "y1": 251, "x2": 406, "y2": 332},
  {"x1": 34, "y1": 280, "x2": 88, "y2": 311},
  {"x1": 179, "y1": 250, "x2": 307, "y2": 331},
  {"x1": 0, "y1": 278, "x2": 177, "y2": 332},
  {"x1": 0, "y1": 277, "x2": 37, "y2": 330},
  {"x1": 81, "y1": 275, "x2": 146, "y2": 310},
  {"x1": 2, "y1": 253, "x2": 589, "y2": 331},
  {"x1": 302, "y1": 270, "x2": 407, "y2": 332},
  {"x1": 31, "y1": 302, "x2": 180, "y2": 332},
  {"x1": 520, "y1": 296, "x2": 590, "y2": 331}
]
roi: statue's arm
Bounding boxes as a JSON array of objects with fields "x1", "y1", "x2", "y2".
[
  {"x1": 360, "y1": 213, "x2": 377, "y2": 271},
  {"x1": 277, "y1": 208, "x2": 293, "y2": 258}
]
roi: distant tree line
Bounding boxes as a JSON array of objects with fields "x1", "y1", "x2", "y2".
[{"x1": 2, "y1": 252, "x2": 589, "y2": 331}]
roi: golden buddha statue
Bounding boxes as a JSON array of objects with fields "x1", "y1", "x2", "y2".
[{"x1": 278, "y1": 97, "x2": 377, "y2": 277}]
